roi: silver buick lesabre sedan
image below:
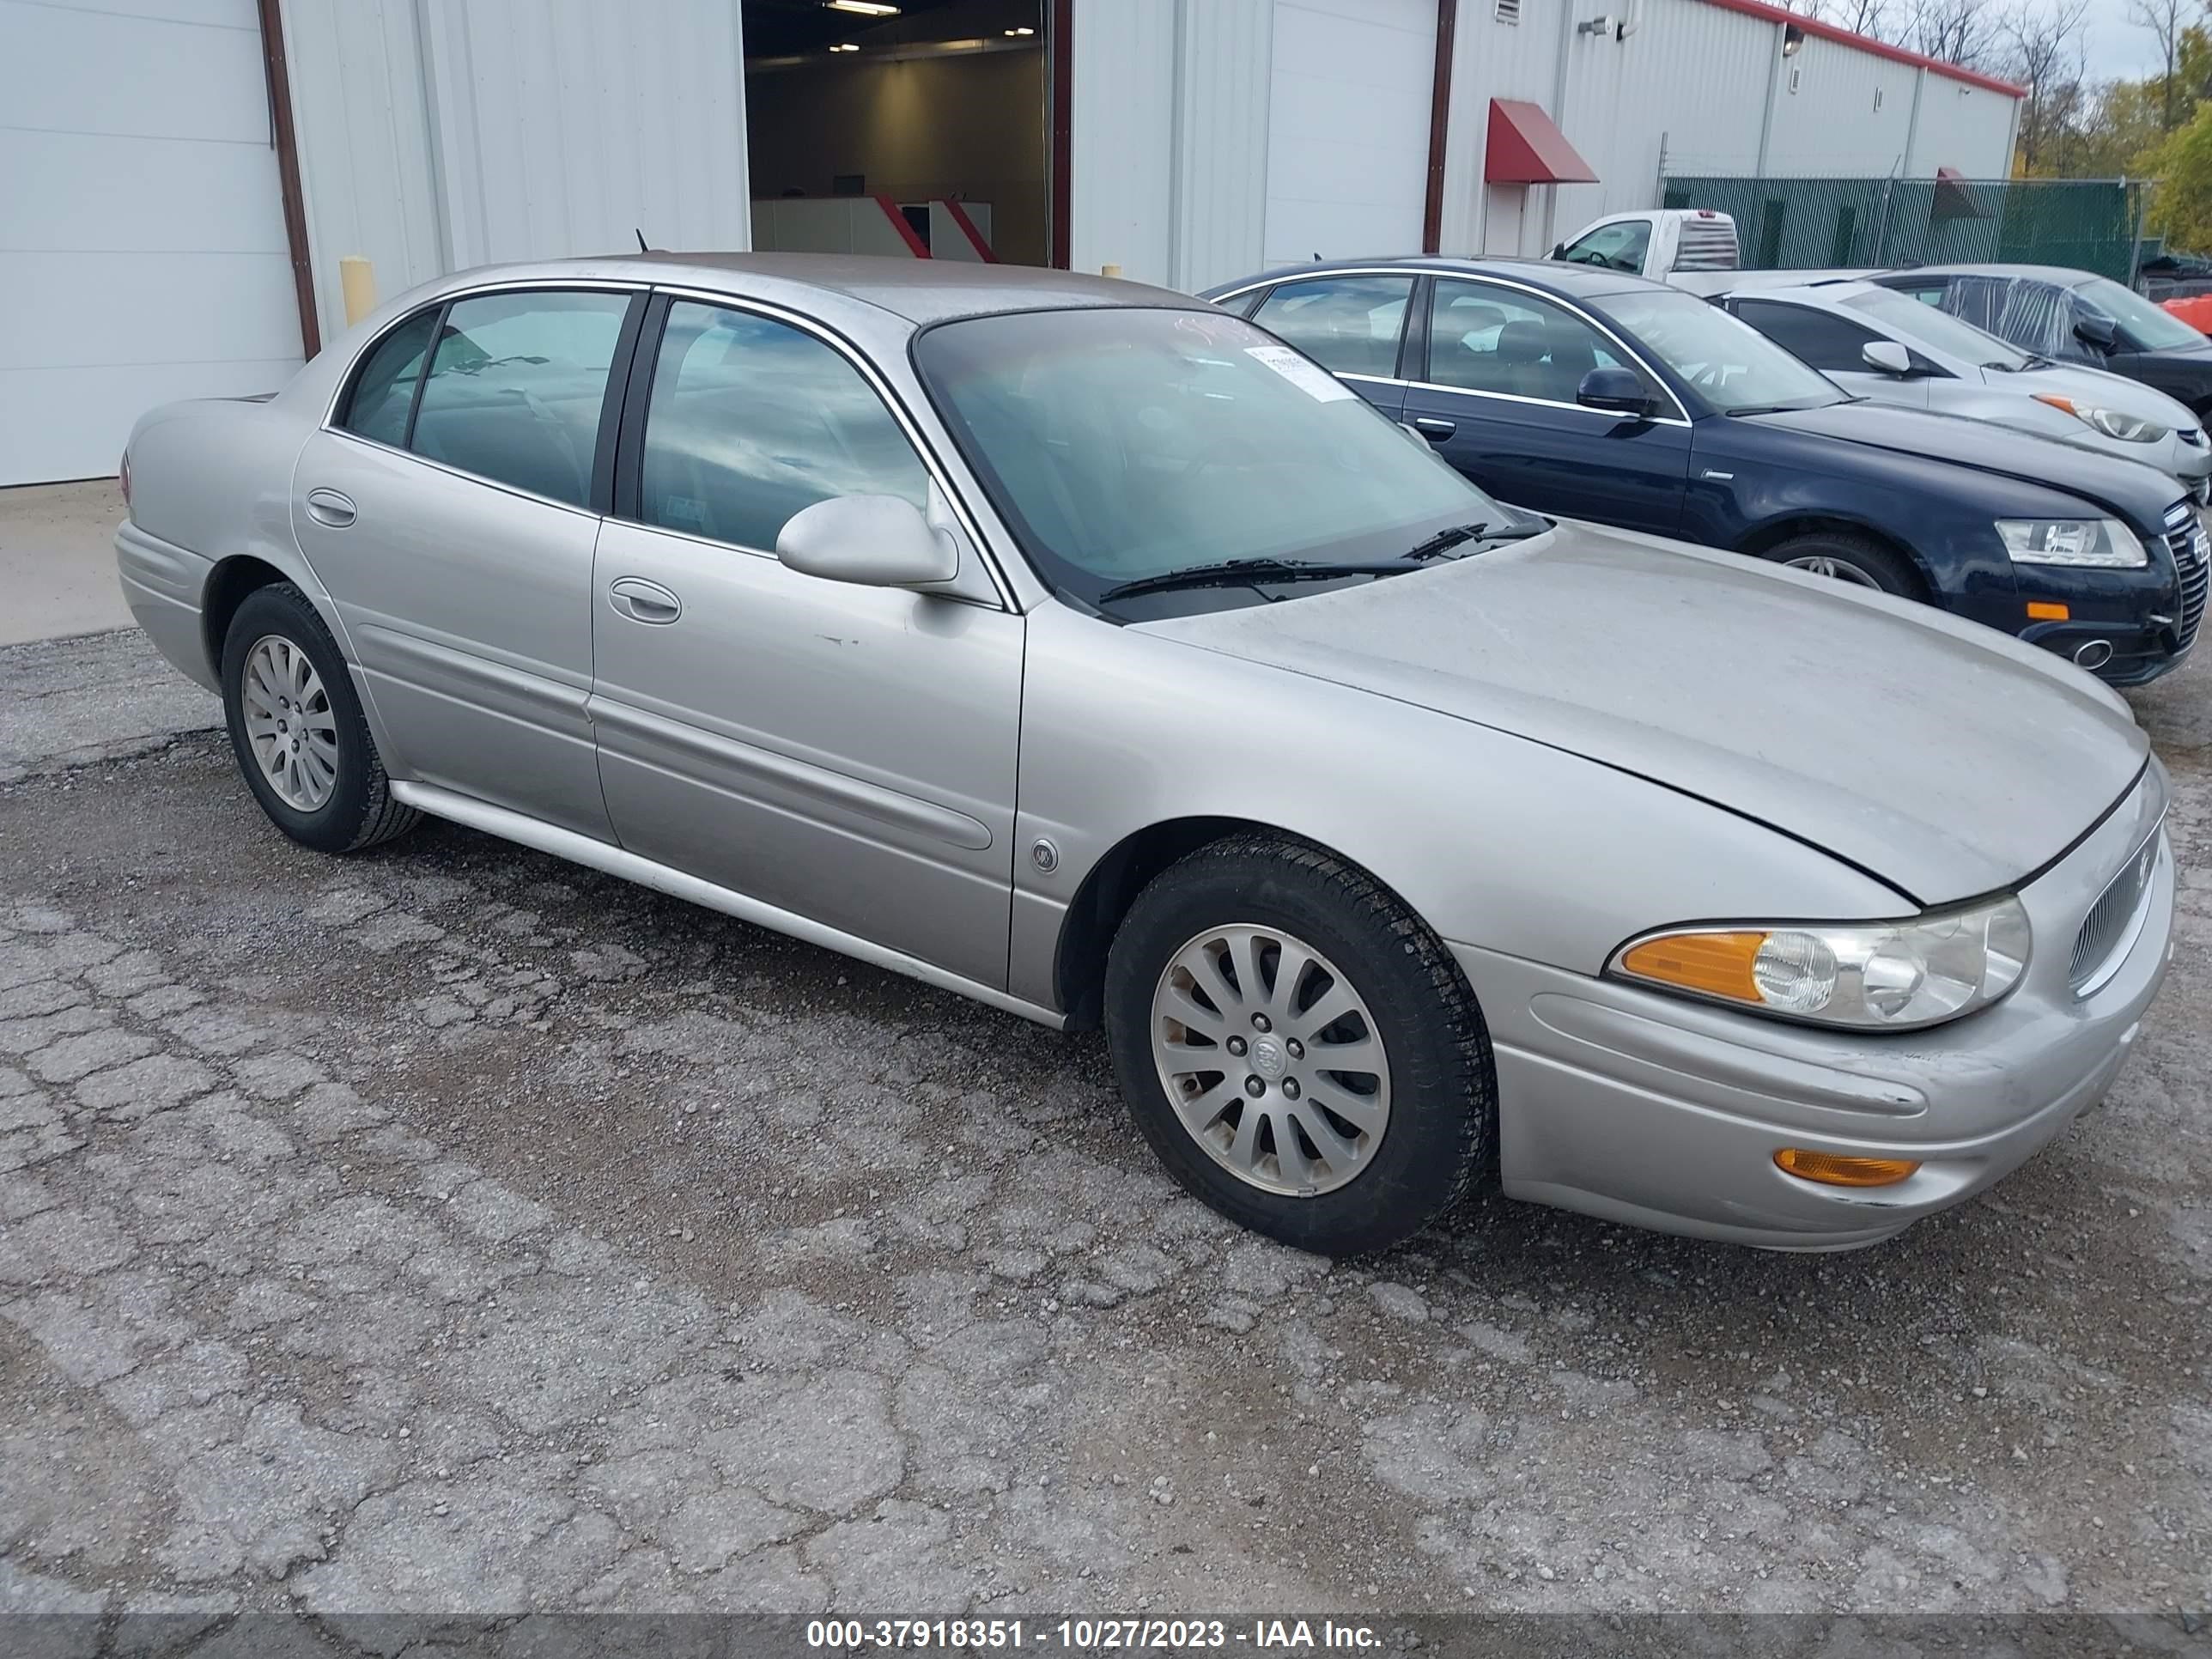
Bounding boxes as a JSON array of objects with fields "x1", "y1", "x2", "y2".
[{"x1": 115, "y1": 254, "x2": 2174, "y2": 1256}]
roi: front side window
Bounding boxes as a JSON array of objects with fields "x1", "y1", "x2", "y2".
[
  {"x1": 2072, "y1": 275, "x2": 2204, "y2": 351},
  {"x1": 340, "y1": 309, "x2": 438, "y2": 447},
  {"x1": 1594, "y1": 288, "x2": 1842, "y2": 415},
  {"x1": 1426, "y1": 279, "x2": 1647, "y2": 405},
  {"x1": 1731, "y1": 300, "x2": 1883, "y2": 374},
  {"x1": 914, "y1": 307, "x2": 1507, "y2": 609},
  {"x1": 1250, "y1": 276, "x2": 1413, "y2": 379},
  {"x1": 408, "y1": 290, "x2": 632, "y2": 507},
  {"x1": 637, "y1": 301, "x2": 928, "y2": 551},
  {"x1": 1559, "y1": 220, "x2": 1651, "y2": 275}
]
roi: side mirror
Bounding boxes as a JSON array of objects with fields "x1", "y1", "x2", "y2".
[
  {"x1": 776, "y1": 493, "x2": 958, "y2": 589},
  {"x1": 1577, "y1": 366, "x2": 1651, "y2": 416},
  {"x1": 2073, "y1": 312, "x2": 2119, "y2": 352},
  {"x1": 1861, "y1": 339, "x2": 1915, "y2": 376},
  {"x1": 1548, "y1": 242, "x2": 1567, "y2": 261}
]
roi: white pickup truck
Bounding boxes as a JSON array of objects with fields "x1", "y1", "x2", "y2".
[{"x1": 1548, "y1": 209, "x2": 1739, "y2": 283}]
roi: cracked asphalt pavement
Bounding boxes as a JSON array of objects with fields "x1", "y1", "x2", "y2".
[{"x1": 0, "y1": 627, "x2": 2208, "y2": 1634}]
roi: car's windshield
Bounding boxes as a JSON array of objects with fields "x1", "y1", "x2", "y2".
[
  {"x1": 2073, "y1": 275, "x2": 2204, "y2": 351},
  {"x1": 914, "y1": 307, "x2": 1513, "y2": 610},
  {"x1": 1594, "y1": 288, "x2": 1844, "y2": 414},
  {"x1": 1840, "y1": 286, "x2": 2030, "y2": 369}
]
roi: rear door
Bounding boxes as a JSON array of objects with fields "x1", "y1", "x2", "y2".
[
  {"x1": 586, "y1": 296, "x2": 1024, "y2": 988},
  {"x1": 1248, "y1": 273, "x2": 1415, "y2": 418},
  {"x1": 1401, "y1": 276, "x2": 1691, "y2": 533},
  {"x1": 293, "y1": 285, "x2": 642, "y2": 839}
]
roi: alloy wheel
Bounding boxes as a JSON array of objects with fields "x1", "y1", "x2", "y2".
[
  {"x1": 240, "y1": 635, "x2": 340, "y2": 811},
  {"x1": 1784, "y1": 554, "x2": 1882, "y2": 588},
  {"x1": 1149, "y1": 923, "x2": 1391, "y2": 1197}
]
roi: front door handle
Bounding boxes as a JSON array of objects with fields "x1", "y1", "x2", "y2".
[
  {"x1": 608, "y1": 576, "x2": 682, "y2": 625},
  {"x1": 1413, "y1": 417, "x2": 1456, "y2": 443},
  {"x1": 304, "y1": 488, "x2": 356, "y2": 527}
]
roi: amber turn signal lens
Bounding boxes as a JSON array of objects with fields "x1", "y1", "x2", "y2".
[
  {"x1": 1773, "y1": 1148, "x2": 1920, "y2": 1188},
  {"x1": 1619, "y1": 931, "x2": 1768, "y2": 1003},
  {"x1": 2025, "y1": 600, "x2": 2069, "y2": 621}
]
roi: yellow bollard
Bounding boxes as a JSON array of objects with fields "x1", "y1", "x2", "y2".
[
  {"x1": 339, "y1": 256, "x2": 377, "y2": 326},
  {"x1": 1100, "y1": 263, "x2": 1121, "y2": 278}
]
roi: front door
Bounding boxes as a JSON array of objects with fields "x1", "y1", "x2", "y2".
[
  {"x1": 291, "y1": 286, "x2": 641, "y2": 839},
  {"x1": 588, "y1": 299, "x2": 1024, "y2": 988},
  {"x1": 1403, "y1": 276, "x2": 1690, "y2": 534}
]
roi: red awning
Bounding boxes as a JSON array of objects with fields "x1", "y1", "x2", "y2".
[{"x1": 1485, "y1": 100, "x2": 1598, "y2": 186}]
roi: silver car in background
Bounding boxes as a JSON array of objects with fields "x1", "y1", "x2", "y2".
[
  {"x1": 115, "y1": 255, "x2": 2174, "y2": 1256},
  {"x1": 1697, "y1": 275, "x2": 2212, "y2": 499}
]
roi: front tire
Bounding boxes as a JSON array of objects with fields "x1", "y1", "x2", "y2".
[
  {"x1": 1765, "y1": 531, "x2": 1923, "y2": 598},
  {"x1": 1103, "y1": 835, "x2": 1495, "y2": 1256},
  {"x1": 220, "y1": 583, "x2": 418, "y2": 854}
]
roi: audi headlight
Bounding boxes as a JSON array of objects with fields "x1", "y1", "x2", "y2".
[
  {"x1": 1609, "y1": 896, "x2": 2031, "y2": 1030},
  {"x1": 1995, "y1": 518, "x2": 2147, "y2": 568},
  {"x1": 2031, "y1": 393, "x2": 2166, "y2": 443}
]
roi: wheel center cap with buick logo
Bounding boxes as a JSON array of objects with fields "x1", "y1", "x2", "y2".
[{"x1": 1249, "y1": 1035, "x2": 1288, "y2": 1080}]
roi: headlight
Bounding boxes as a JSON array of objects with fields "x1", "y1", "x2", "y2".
[
  {"x1": 1608, "y1": 896, "x2": 2031, "y2": 1030},
  {"x1": 2031, "y1": 393, "x2": 2166, "y2": 443},
  {"x1": 1995, "y1": 518, "x2": 2147, "y2": 568}
]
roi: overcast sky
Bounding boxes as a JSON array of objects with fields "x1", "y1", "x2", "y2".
[{"x1": 2064, "y1": 0, "x2": 2168, "y2": 83}]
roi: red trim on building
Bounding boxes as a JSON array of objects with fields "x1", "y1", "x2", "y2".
[
  {"x1": 940, "y1": 198, "x2": 999, "y2": 262},
  {"x1": 1486, "y1": 99, "x2": 1599, "y2": 185},
  {"x1": 875, "y1": 196, "x2": 932, "y2": 258},
  {"x1": 1694, "y1": 0, "x2": 2025, "y2": 97}
]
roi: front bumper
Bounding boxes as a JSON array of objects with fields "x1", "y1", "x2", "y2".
[{"x1": 1454, "y1": 765, "x2": 2174, "y2": 1250}]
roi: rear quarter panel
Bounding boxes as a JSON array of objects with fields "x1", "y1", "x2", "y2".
[{"x1": 119, "y1": 393, "x2": 320, "y2": 690}]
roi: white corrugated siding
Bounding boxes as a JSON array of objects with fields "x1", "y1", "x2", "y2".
[
  {"x1": 0, "y1": 0, "x2": 302, "y2": 484},
  {"x1": 1437, "y1": 0, "x2": 2018, "y2": 260},
  {"x1": 280, "y1": 0, "x2": 750, "y2": 346}
]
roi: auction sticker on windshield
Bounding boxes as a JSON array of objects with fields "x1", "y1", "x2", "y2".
[{"x1": 1246, "y1": 344, "x2": 1358, "y2": 401}]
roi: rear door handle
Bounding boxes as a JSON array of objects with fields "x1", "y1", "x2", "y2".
[
  {"x1": 304, "y1": 488, "x2": 356, "y2": 527},
  {"x1": 1413, "y1": 417, "x2": 1456, "y2": 442},
  {"x1": 608, "y1": 576, "x2": 682, "y2": 624}
]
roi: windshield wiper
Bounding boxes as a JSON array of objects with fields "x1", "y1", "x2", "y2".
[
  {"x1": 1097, "y1": 558, "x2": 1412, "y2": 603},
  {"x1": 1400, "y1": 520, "x2": 1543, "y2": 560}
]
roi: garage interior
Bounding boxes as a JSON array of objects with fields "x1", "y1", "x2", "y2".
[{"x1": 741, "y1": 0, "x2": 1051, "y2": 267}]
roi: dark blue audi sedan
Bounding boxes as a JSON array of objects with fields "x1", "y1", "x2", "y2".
[{"x1": 1200, "y1": 258, "x2": 2205, "y2": 686}]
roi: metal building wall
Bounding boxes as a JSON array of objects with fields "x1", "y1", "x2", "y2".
[
  {"x1": 1437, "y1": 0, "x2": 2019, "y2": 260},
  {"x1": 1067, "y1": 0, "x2": 1273, "y2": 291},
  {"x1": 279, "y1": 0, "x2": 750, "y2": 346}
]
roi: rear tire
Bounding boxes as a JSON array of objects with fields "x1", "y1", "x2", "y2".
[
  {"x1": 1764, "y1": 531, "x2": 1923, "y2": 598},
  {"x1": 1103, "y1": 834, "x2": 1495, "y2": 1256},
  {"x1": 220, "y1": 583, "x2": 419, "y2": 854}
]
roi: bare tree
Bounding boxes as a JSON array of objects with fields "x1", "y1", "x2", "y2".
[
  {"x1": 2130, "y1": 0, "x2": 2189, "y2": 129},
  {"x1": 1782, "y1": 0, "x2": 1894, "y2": 34},
  {"x1": 1909, "y1": 0, "x2": 2005, "y2": 68},
  {"x1": 2005, "y1": 1, "x2": 2092, "y2": 171}
]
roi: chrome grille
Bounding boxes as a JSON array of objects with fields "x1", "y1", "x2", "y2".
[
  {"x1": 2069, "y1": 822, "x2": 2164, "y2": 995},
  {"x1": 2163, "y1": 501, "x2": 2208, "y2": 651}
]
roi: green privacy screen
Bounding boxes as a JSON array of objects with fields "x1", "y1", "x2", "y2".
[{"x1": 1659, "y1": 175, "x2": 2144, "y2": 282}]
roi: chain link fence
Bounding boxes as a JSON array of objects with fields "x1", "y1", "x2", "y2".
[{"x1": 1659, "y1": 174, "x2": 2147, "y2": 283}]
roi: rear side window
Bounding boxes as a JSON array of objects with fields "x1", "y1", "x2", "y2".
[
  {"x1": 341, "y1": 310, "x2": 437, "y2": 447},
  {"x1": 1250, "y1": 276, "x2": 1413, "y2": 379},
  {"x1": 1731, "y1": 301, "x2": 1881, "y2": 374},
  {"x1": 636, "y1": 301, "x2": 929, "y2": 551},
  {"x1": 409, "y1": 291, "x2": 632, "y2": 508}
]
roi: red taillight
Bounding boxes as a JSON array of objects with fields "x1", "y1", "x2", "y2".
[{"x1": 118, "y1": 450, "x2": 131, "y2": 508}]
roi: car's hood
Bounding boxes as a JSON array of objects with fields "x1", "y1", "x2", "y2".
[
  {"x1": 1138, "y1": 526, "x2": 2148, "y2": 906},
  {"x1": 2002, "y1": 362, "x2": 2200, "y2": 430},
  {"x1": 1743, "y1": 401, "x2": 2180, "y2": 526}
]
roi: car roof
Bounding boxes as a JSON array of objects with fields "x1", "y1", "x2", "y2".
[
  {"x1": 550, "y1": 252, "x2": 1194, "y2": 325},
  {"x1": 1200, "y1": 256, "x2": 1672, "y2": 305},
  {"x1": 1883, "y1": 263, "x2": 2103, "y2": 289}
]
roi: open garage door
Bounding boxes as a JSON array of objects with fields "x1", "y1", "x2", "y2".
[
  {"x1": 742, "y1": 0, "x2": 1048, "y2": 267},
  {"x1": 0, "y1": 0, "x2": 305, "y2": 486},
  {"x1": 1264, "y1": 0, "x2": 1436, "y2": 265}
]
